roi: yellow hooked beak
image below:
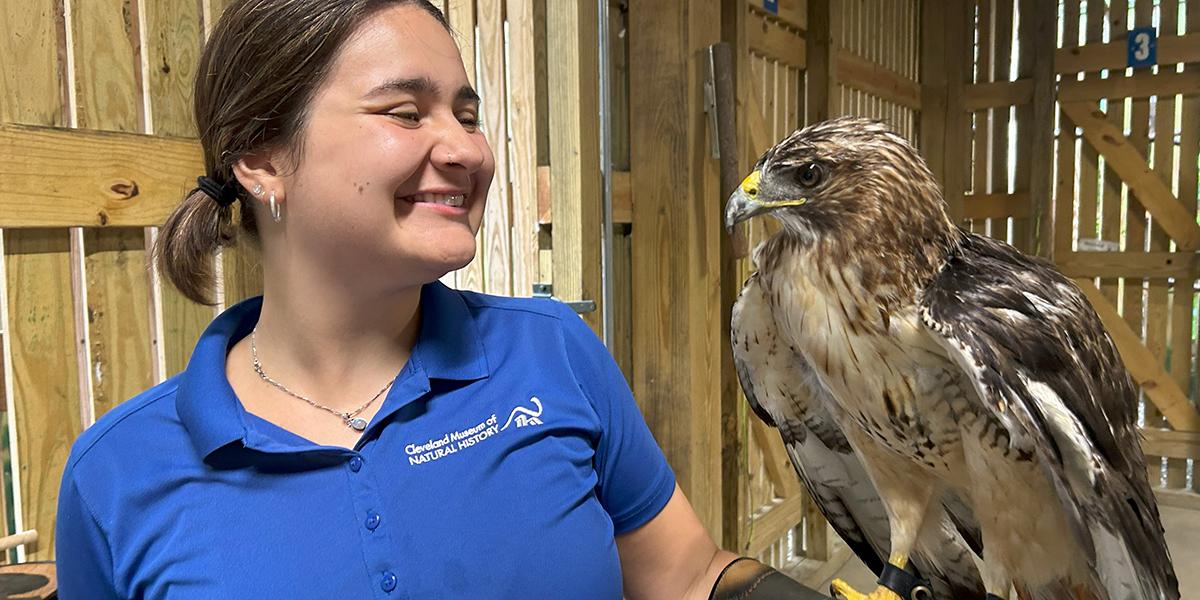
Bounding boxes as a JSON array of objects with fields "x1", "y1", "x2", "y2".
[{"x1": 723, "y1": 170, "x2": 808, "y2": 232}]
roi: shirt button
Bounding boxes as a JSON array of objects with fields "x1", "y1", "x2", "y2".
[
  {"x1": 380, "y1": 571, "x2": 398, "y2": 592},
  {"x1": 365, "y1": 512, "x2": 381, "y2": 531},
  {"x1": 348, "y1": 456, "x2": 363, "y2": 472}
]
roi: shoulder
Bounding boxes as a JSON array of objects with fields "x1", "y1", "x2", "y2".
[
  {"x1": 456, "y1": 288, "x2": 573, "y2": 321},
  {"x1": 65, "y1": 376, "x2": 184, "y2": 476}
]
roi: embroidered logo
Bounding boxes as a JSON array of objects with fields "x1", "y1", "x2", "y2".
[{"x1": 501, "y1": 396, "x2": 544, "y2": 430}]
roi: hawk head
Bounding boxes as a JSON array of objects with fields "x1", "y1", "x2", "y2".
[{"x1": 724, "y1": 117, "x2": 951, "y2": 248}]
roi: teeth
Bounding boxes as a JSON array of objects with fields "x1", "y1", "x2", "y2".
[{"x1": 407, "y1": 193, "x2": 466, "y2": 207}]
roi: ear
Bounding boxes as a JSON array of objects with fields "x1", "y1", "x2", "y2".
[{"x1": 231, "y1": 149, "x2": 288, "y2": 203}]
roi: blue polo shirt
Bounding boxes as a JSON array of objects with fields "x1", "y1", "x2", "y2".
[{"x1": 55, "y1": 282, "x2": 676, "y2": 599}]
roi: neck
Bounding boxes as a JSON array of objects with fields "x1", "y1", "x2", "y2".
[{"x1": 250, "y1": 264, "x2": 424, "y2": 397}]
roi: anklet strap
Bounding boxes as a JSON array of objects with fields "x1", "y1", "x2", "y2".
[{"x1": 877, "y1": 563, "x2": 934, "y2": 600}]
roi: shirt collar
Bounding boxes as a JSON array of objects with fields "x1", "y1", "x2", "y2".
[{"x1": 176, "y1": 281, "x2": 490, "y2": 460}]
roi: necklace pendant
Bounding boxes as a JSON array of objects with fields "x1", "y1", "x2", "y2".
[{"x1": 348, "y1": 417, "x2": 368, "y2": 431}]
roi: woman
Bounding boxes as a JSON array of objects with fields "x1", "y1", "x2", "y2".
[{"x1": 55, "y1": 1, "x2": 819, "y2": 598}]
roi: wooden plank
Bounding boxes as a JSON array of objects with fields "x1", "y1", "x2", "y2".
[
  {"x1": 477, "y1": 0, "x2": 511, "y2": 296},
  {"x1": 1074, "y1": 279, "x2": 1200, "y2": 432},
  {"x1": 508, "y1": 0, "x2": 541, "y2": 298},
  {"x1": 750, "y1": 418, "x2": 800, "y2": 496},
  {"x1": 1105, "y1": 1, "x2": 1131, "y2": 322},
  {"x1": 0, "y1": 0, "x2": 67, "y2": 127},
  {"x1": 961, "y1": 193, "x2": 1032, "y2": 219},
  {"x1": 83, "y1": 229, "x2": 154, "y2": 418},
  {"x1": 1054, "y1": 0, "x2": 1081, "y2": 257},
  {"x1": 1150, "y1": 0, "x2": 1187, "y2": 491},
  {"x1": 445, "y1": 0, "x2": 482, "y2": 291},
  {"x1": 1141, "y1": 428, "x2": 1200, "y2": 461},
  {"x1": 6, "y1": 231, "x2": 82, "y2": 561},
  {"x1": 548, "y1": 0, "x2": 602, "y2": 330},
  {"x1": 1056, "y1": 33, "x2": 1200, "y2": 74},
  {"x1": 724, "y1": 0, "x2": 751, "y2": 552},
  {"x1": 918, "y1": 0, "x2": 947, "y2": 189},
  {"x1": 1057, "y1": 252, "x2": 1198, "y2": 279},
  {"x1": 1153, "y1": 488, "x2": 1200, "y2": 511},
  {"x1": 71, "y1": 0, "x2": 155, "y2": 423},
  {"x1": 747, "y1": 9, "x2": 806, "y2": 68},
  {"x1": 1074, "y1": 0, "x2": 1104, "y2": 260},
  {"x1": 1185, "y1": 0, "x2": 1200, "y2": 495},
  {"x1": 989, "y1": 0, "x2": 1013, "y2": 243},
  {"x1": 538, "y1": 169, "x2": 632, "y2": 225},
  {"x1": 1062, "y1": 101, "x2": 1200, "y2": 252},
  {"x1": 836, "y1": 50, "x2": 921, "y2": 110},
  {"x1": 942, "y1": 0, "x2": 972, "y2": 222},
  {"x1": 805, "y1": 0, "x2": 836, "y2": 122},
  {"x1": 150, "y1": 0, "x2": 213, "y2": 377},
  {"x1": 1059, "y1": 70, "x2": 1200, "y2": 102},
  {"x1": 746, "y1": 493, "x2": 806, "y2": 557},
  {"x1": 1027, "y1": 0, "x2": 1055, "y2": 257},
  {"x1": 0, "y1": 124, "x2": 203, "y2": 228},
  {"x1": 630, "y1": 0, "x2": 724, "y2": 538},
  {"x1": 962, "y1": 79, "x2": 1034, "y2": 111}
]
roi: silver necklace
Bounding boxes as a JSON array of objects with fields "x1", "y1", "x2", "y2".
[{"x1": 250, "y1": 328, "x2": 395, "y2": 431}]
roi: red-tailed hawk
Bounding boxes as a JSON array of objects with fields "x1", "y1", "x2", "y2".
[{"x1": 726, "y1": 118, "x2": 1178, "y2": 600}]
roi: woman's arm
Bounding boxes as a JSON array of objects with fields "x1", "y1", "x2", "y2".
[{"x1": 616, "y1": 484, "x2": 739, "y2": 600}]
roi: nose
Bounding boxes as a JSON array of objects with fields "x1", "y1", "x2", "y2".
[{"x1": 430, "y1": 114, "x2": 486, "y2": 175}]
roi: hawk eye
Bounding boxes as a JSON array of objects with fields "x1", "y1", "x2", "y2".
[{"x1": 798, "y1": 163, "x2": 823, "y2": 187}]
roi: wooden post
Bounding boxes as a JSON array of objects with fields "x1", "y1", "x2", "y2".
[
  {"x1": 1027, "y1": 0, "x2": 1056, "y2": 259},
  {"x1": 941, "y1": 0, "x2": 972, "y2": 223},
  {"x1": 919, "y1": 0, "x2": 948, "y2": 189},
  {"x1": 630, "y1": 0, "x2": 724, "y2": 538},
  {"x1": 805, "y1": 0, "x2": 837, "y2": 123},
  {"x1": 548, "y1": 0, "x2": 602, "y2": 332}
]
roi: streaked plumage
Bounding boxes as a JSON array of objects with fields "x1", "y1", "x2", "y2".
[{"x1": 726, "y1": 118, "x2": 1179, "y2": 600}]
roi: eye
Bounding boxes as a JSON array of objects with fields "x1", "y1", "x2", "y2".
[
  {"x1": 386, "y1": 111, "x2": 421, "y2": 125},
  {"x1": 798, "y1": 163, "x2": 823, "y2": 187},
  {"x1": 458, "y1": 113, "x2": 480, "y2": 130}
]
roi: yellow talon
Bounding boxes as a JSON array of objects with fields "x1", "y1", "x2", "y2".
[{"x1": 829, "y1": 579, "x2": 903, "y2": 600}]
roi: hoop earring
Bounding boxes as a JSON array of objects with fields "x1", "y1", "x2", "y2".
[{"x1": 269, "y1": 191, "x2": 282, "y2": 223}]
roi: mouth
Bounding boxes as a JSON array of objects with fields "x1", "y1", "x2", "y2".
[{"x1": 398, "y1": 192, "x2": 468, "y2": 208}]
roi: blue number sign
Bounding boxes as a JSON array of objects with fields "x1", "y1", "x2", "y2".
[{"x1": 1128, "y1": 27, "x2": 1157, "y2": 68}]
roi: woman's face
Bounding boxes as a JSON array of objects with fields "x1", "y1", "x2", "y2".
[{"x1": 270, "y1": 4, "x2": 494, "y2": 287}]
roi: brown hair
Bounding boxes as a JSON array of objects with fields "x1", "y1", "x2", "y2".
[{"x1": 154, "y1": 0, "x2": 450, "y2": 305}]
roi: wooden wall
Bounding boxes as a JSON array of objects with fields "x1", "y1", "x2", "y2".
[{"x1": 1050, "y1": 0, "x2": 1200, "y2": 510}]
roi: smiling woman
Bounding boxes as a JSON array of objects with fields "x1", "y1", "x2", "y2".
[{"x1": 47, "y1": 1, "x2": 819, "y2": 599}]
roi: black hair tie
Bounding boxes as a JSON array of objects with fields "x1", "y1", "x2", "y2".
[{"x1": 196, "y1": 176, "x2": 239, "y2": 207}]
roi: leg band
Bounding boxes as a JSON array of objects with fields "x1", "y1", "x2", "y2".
[{"x1": 876, "y1": 563, "x2": 934, "y2": 600}]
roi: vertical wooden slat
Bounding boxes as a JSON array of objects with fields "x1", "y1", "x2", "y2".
[
  {"x1": 920, "y1": 0, "x2": 948, "y2": 191},
  {"x1": 1183, "y1": 1, "x2": 1200, "y2": 493},
  {"x1": 507, "y1": 0, "x2": 541, "y2": 298},
  {"x1": 7, "y1": 230, "x2": 80, "y2": 561},
  {"x1": 477, "y1": 0, "x2": 511, "y2": 296},
  {"x1": 1056, "y1": 0, "x2": 1081, "y2": 256},
  {"x1": 1152, "y1": 0, "x2": 1188, "y2": 490},
  {"x1": 1012, "y1": 0, "x2": 1034, "y2": 253},
  {"x1": 630, "y1": 0, "x2": 724, "y2": 538},
  {"x1": 944, "y1": 0, "x2": 973, "y2": 223},
  {"x1": 1028, "y1": 0, "x2": 1055, "y2": 258},
  {"x1": 1, "y1": 0, "x2": 74, "y2": 561},
  {"x1": 971, "y1": 0, "x2": 993, "y2": 235},
  {"x1": 148, "y1": 0, "x2": 215, "y2": 378},
  {"x1": 1076, "y1": 0, "x2": 1103, "y2": 272},
  {"x1": 1123, "y1": 0, "x2": 1169, "y2": 487},
  {"x1": 549, "y1": 0, "x2": 602, "y2": 331},
  {"x1": 71, "y1": 0, "x2": 155, "y2": 421},
  {"x1": 446, "y1": 0, "x2": 482, "y2": 291},
  {"x1": 1104, "y1": 2, "x2": 1130, "y2": 316},
  {"x1": 990, "y1": 0, "x2": 1012, "y2": 242},
  {"x1": 806, "y1": 0, "x2": 837, "y2": 123}
]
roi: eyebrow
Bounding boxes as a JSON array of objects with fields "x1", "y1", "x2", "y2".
[{"x1": 362, "y1": 76, "x2": 480, "y2": 104}]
